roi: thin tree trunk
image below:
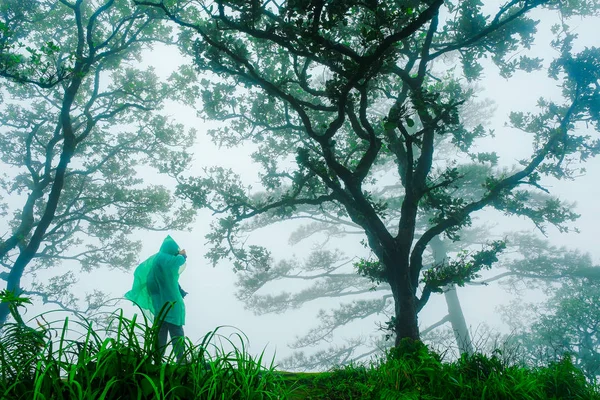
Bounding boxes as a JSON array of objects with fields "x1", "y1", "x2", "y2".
[
  {"x1": 444, "y1": 286, "x2": 474, "y2": 355},
  {"x1": 430, "y1": 236, "x2": 473, "y2": 355},
  {"x1": 0, "y1": 143, "x2": 74, "y2": 325},
  {"x1": 0, "y1": 189, "x2": 44, "y2": 260}
]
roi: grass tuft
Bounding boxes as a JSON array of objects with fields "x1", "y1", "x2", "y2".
[{"x1": 0, "y1": 293, "x2": 288, "y2": 399}]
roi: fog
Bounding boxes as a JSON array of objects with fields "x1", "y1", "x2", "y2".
[{"x1": 2, "y1": 1, "x2": 600, "y2": 376}]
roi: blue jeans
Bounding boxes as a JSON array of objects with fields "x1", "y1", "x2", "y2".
[{"x1": 158, "y1": 321, "x2": 185, "y2": 362}]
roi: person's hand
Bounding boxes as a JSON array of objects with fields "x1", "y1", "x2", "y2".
[
  {"x1": 179, "y1": 249, "x2": 187, "y2": 257},
  {"x1": 178, "y1": 284, "x2": 188, "y2": 298}
]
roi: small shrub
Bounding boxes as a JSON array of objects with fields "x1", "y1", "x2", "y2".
[
  {"x1": 537, "y1": 354, "x2": 595, "y2": 399},
  {"x1": 454, "y1": 351, "x2": 505, "y2": 380}
]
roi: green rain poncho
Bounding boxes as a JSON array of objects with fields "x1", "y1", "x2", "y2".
[{"x1": 125, "y1": 235, "x2": 187, "y2": 326}]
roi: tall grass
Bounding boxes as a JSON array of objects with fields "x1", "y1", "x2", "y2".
[
  {"x1": 292, "y1": 339, "x2": 600, "y2": 399},
  {"x1": 2, "y1": 291, "x2": 599, "y2": 399},
  {"x1": 0, "y1": 291, "x2": 289, "y2": 399}
]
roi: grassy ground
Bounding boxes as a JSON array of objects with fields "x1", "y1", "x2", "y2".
[
  {"x1": 278, "y1": 346, "x2": 600, "y2": 399},
  {"x1": 1, "y1": 292, "x2": 599, "y2": 399}
]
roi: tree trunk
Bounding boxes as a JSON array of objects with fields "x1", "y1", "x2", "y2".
[
  {"x1": 444, "y1": 286, "x2": 474, "y2": 355},
  {"x1": 0, "y1": 73, "x2": 82, "y2": 326},
  {"x1": 430, "y1": 236, "x2": 473, "y2": 355},
  {"x1": 0, "y1": 189, "x2": 43, "y2": 260},
  {"x1": 0, "y1": 142, "x2": 75, "y2": 326},
  {"x1": 390, "y1": 274, "x2": 420, "y2": 345}
]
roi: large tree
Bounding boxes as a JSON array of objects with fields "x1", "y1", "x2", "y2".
[
  {"x1": 147, "y1": 0, "x2": 600, "y2": 345},
  {"x1": 233, "y1": 88, "x2": 498, "y2": 369},
  {"x1": 0, "y1": 0, "x2": 195, "y2": 325}
]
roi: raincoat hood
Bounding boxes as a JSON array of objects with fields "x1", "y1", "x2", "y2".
[{"x1": 160, "y1": 235, "x2": 180, "y2": 256}]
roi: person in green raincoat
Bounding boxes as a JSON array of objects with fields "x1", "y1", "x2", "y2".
[{"x1": 125, "y1": 235, "x2": 188, "y2": 362}]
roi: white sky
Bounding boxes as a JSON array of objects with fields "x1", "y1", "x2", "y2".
[{"x1": 6, "y1": 5, "x2": 600, "y2": 368}]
